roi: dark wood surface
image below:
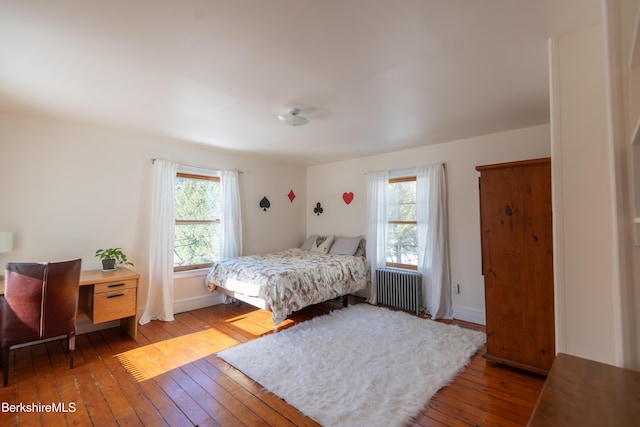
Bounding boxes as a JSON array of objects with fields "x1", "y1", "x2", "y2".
[
  {"x1": 528, "y1": 353, "x2": 640, "y2": 426},
  {"x1": 0, "y1": 298, "x2": 546, "y2": 426},
  {"x1": 477, "y1": 158, "x2": 555, "y2": 375}
]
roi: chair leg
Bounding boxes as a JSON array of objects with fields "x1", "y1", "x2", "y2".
[
  {"x1": 3, "y1": 347, "x2": 9, "y2": 387},
  {"x1": 68, "y1": 334, "x2": 76, "y2": 369}
]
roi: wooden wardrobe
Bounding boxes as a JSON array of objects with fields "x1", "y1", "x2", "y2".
[{"x1": 476, "y1": 158, "x2": 555, "y2": 375}]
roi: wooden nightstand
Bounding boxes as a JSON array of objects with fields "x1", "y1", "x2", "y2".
[{"x1": 77, "y1": 268, "x2": 139, "y2": 340}]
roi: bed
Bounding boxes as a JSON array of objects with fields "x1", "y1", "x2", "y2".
[{"x1": 204, "y1": 235, "x2": 370, "y2": 326}]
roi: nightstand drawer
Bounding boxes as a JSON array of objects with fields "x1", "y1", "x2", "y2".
[
  {"x1": 91, "y1": 287, "x2": 137, "y2": 323},
  {"x1": 94, "y1": 279, "x2": 137, "y2": 294}
]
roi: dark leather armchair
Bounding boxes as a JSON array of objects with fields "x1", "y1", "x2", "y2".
[{"x1": 1, "y1": 258, "x2": 82, "y2": 386}]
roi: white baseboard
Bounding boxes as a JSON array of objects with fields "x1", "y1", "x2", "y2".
[
  {"x1": 82, "y1": 296, "x2": 481, "y2": 336},
  {"x1": 173, "y1": 293, "x2": 225, "y2": 314},
  {"x1": 452, "y1": 305, "x2": 486, "y2": 325}
]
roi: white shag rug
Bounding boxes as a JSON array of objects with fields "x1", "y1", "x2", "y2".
[{"x1": 217, "y1": 304, "x2": 485, "y2": 427}]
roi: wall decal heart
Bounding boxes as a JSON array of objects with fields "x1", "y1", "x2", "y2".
[{"x1": 343, "y1": 192, "x2": 354, "y2": 205}]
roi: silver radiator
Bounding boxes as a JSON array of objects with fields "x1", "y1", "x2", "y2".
[{"x1": 376, "y1": 268, "x2": 422, "y2": 315}]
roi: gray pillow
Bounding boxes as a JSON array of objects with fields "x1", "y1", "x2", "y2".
[
  {"x1": 300, "y1": 235, "x2": 317, "y2": 250},
  {"x1": 329, "y1": 236, "x2": 362, "y2": 256}
]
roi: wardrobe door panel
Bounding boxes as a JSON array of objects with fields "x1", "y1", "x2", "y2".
[{"x1": 477, "y1": 158, "x2": 554, "y2": 375}]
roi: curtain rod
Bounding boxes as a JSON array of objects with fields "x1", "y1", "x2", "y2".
[
  {"x1": 364, "y1": 163, "x2": 446, "y2": 175},
  {"x1": 151, "y1": 158, "x2": 244, "y2": 174}
]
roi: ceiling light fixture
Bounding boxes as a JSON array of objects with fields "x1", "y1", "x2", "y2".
[{"x1": 278, "y1": 108, "x2": 310, "y2": 127}]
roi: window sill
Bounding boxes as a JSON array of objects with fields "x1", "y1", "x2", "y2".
[
  {"x1": 382, "y1": 267, "x2": 420, "y2": 273},
  {"x1": 385, "y1": 263, "x2": 418, "y2": 271},
  {"x1": 173, "y1": 268, "x2": 210, "y2": 279}
]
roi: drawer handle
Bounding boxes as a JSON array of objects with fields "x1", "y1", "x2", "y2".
[
  {"x1": 108, "y1": 283, "x2": 126, "y2": 288},
  {"x1": 107, "y1": 293, "x2": 125, "y2": 298}
]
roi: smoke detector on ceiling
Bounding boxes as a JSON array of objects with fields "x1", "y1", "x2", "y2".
[{"x1": 278, "y1": 108, "x2": 310, "y2": 127}]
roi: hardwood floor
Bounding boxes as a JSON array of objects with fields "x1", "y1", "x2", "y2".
[{"x1": 0, "y1": 299, "x2": 545, "y2": 426}]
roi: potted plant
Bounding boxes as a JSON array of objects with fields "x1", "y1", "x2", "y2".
[{"x1": 95, "y1": 248, "x2": 133, "y2": 271}]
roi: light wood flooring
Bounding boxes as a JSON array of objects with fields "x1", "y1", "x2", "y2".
[{"x1": 0, "y1": 298, "x2": 545, "y2": 426}]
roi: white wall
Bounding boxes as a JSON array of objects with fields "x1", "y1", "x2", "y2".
[
  {"x1": 0, "y1": 113, "x2": 306, "y2": 314},
  {"x1": 549, "y1": 23, "x2": 618, "y2": 365},
  {"x1": 603, "y1": 0, "x2": 640, "y2": 369},
  {"x1": 307, "y1": 124, "x2": 551, "y2": 324}
]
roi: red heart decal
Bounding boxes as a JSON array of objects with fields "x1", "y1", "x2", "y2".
[{"x1": 343, "y1": 192, "x2": 354, "y2": 205}]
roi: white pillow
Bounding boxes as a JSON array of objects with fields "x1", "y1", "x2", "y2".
[
  {"x1": 328, "y1": 236, "x2": 362, "y2": 256},
  {"x1": 310, "y1": 235, "x2": 335, "y2": 254}
]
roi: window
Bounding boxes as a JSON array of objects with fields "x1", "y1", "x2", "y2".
[
  {"x1": 174, "y1": 172, "x2": 220, "y2": 271},
  {"x1": 387, "y1": 176, "x2": 418, "y2": 270}
]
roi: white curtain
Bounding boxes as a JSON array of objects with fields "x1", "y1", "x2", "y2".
[
  {"x1": 140, "y1": 159, "x2": 178, "y2": 325},
  {"x1": 417, "y1": 164, "x2": 452, "y2": 319},
  {"x1": 365, "y1": 170, "x2": 389, "y2": 304},
  {"x1": 220, "y1": 170, "x2": 242, "y2": 259}
]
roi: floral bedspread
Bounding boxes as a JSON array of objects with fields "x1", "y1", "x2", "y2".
[{"x1": 205, "y1": 248, "x2": 370, "y2": 325}]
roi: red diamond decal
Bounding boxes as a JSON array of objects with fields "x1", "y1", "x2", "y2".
[{"x1": 288, "y1": 189, "x2": 296, "y2": 202}]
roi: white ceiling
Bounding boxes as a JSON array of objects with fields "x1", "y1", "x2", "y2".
[{"x1": 0, "y1": 0, "x2": 602, "y2": 166}]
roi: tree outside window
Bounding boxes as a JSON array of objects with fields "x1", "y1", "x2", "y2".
[
  {"x1": 174, "y1": 173, "x2": 220, "y2": 271},
  {"x1": 387, "y1": 176, "x2": 418, "y2": 270}
]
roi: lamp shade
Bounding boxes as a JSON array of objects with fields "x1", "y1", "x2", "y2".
[{"x1": 0, "y1": 232, "x2": 13, "y2": 253}]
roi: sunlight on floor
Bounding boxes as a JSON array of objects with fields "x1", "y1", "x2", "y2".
[
  {"x1": 115, "y1": 327, "x2": 239, "y2": 382},
  {"x1": 115, "y1": 308, "x2": 294, "y2": 382},
  {"x1": 224, "y1": 311, "x2": 294, "y2": 335}
]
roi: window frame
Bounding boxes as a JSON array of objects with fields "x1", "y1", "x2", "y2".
[
  {"x1": 173, "y1": 172, "x2": 220, "y2": 272},
  {"x1": 387, "y1": 175, "x2": 418, "y2": 271}
]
